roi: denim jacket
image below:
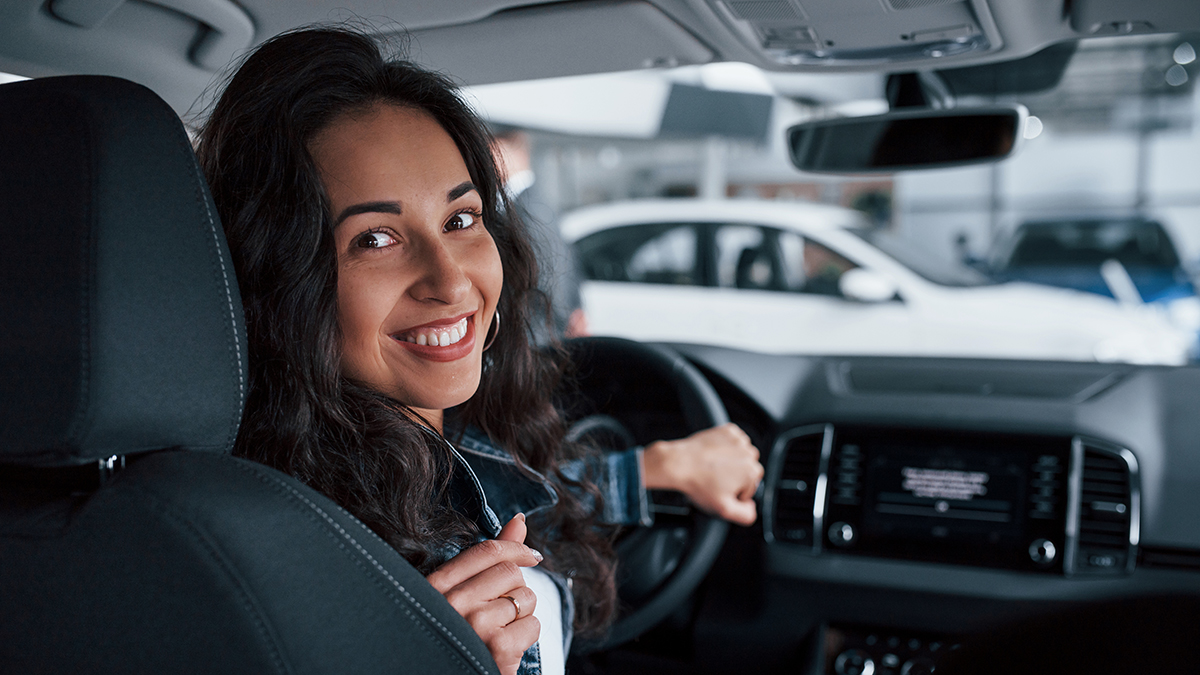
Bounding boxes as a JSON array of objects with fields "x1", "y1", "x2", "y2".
[{"x1": 441, "y1": 425, "x2": 652, "y2": 675}]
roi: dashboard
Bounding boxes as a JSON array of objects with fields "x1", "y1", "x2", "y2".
[{"x1": 652, "y1": 343, "x2": 1200, "y2": 675}]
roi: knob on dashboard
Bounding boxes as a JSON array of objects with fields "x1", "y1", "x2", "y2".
[
  {"x1": 834, "y1": 649, "x2": 875, "y2": 675},
  {"x1": 1028, "y1": 538, "x2": 1056, "y2": 565},
  {"x1": 829, "y1": 521, "x2": 857, "y2": 547}
]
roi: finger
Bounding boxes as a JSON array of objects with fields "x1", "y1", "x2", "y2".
[
  {"x1": 719, "y1": 495, "x2": 758, "y2": 526},
  {"x1": 446, "y1": 559, "x2": 532, "y2": 609},
  {"x1": 737, "y1": 474, "x2": 761, "y2": 502},
  {"x1": 489, "y1": 615, "x2": 542, "y2": 675},
  {"x1": 489, "y1": 585, "x2": 538, "y2": 624},
  {"x1": 427, "y1": 539, "x2": 542, "y2": 592},
  {"x1": 497, "y1": 513, "x2": 527, "y2": 544},
  {"x1": 722, "y1": 422, "x2": 751, "y2": 443}
]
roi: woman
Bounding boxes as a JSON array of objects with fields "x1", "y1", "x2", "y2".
[{"x1": 198, "y1": 26, "x2": 763, "y2": 675}]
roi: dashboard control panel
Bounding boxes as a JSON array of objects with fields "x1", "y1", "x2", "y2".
[
  {"x1": 821, "y1": 623, "x2": 960, "y2": 675},
  {"x1": 765, "y1": 424, "x2": 1139, "y2": 576}
]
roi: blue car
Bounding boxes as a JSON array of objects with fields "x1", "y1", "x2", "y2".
[{"x1": 992, "y1": 217, "x2": 1195, "y2": 304}]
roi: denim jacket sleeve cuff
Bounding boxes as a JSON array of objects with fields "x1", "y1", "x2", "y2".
[{"x1": 603, "y1": 447, "x2": 653, "y2": 528}]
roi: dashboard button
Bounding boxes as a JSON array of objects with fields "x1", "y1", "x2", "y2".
[
  {"x1": 835, "y1": 649, "x2": 875, "y2": 675},
  {"x1": 1028, "y1": 538, "x2": 1056, "y2": 565},
  {"x1": 829, "y1": 522, "x2": 856, "y2": 546},
  {"x1": 901, "y1": 657, "x2": 936, "y2": 675}
]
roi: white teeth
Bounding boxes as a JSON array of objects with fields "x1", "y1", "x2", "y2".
[{"x1": 400, "y1": 317, "x2": 469, "y2": 348}]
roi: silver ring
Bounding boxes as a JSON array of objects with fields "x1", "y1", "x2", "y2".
[{"x1": 500, "y1": 594, "x2": 521, "y2": 624}]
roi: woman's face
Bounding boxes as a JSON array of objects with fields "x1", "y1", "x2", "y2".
[{"x1": 310, "y1": 104, "x2": 503, "y2": 427}]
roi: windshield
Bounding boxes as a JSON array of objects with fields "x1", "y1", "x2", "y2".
[
  {"x1": 469, "y1": 33, "x2": 1200, "y2": 365},
  {"x1": 848, "y1": 227, "x2": 992, "y2": 287}
]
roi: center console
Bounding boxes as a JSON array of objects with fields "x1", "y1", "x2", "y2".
[{"x1": 765, "y1": 424, "x2": 1139, "y2": 576}]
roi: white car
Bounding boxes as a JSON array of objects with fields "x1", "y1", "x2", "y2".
[{"x1": 562, "y1": 199, "x2": 1195, "y2": 365}]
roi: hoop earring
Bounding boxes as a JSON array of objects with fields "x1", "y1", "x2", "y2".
[{"x1": 482, "y1": 311, "x2": 501, "y2": 351}]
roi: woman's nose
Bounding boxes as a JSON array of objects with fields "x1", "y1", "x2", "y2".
[{"x1": 407, "y1": 236, "x2": 472, "y2": 304}]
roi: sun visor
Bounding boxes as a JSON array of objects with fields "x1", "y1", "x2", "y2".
[
  {"x1": 657, "y1": 83, "x2": 774, "y2": 142},
  {"x1": 406, "y1": 0, "x2": 714, "y2": 86}
]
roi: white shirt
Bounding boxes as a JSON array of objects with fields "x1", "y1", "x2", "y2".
[{"x1": 521, "y1": 566, "x2": 565, "y2": 675}]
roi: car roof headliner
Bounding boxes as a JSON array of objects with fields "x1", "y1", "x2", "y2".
[{"x1": 1, "y1": 0, "x2": 1198, "y2": 115}]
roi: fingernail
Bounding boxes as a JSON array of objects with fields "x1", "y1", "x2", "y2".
[
  {"x1": 528, "y1": 548, "x2": 543, "y2": 562},
  {"x1": 514, "y1": 513, "x2": 526, "y2": 524}
]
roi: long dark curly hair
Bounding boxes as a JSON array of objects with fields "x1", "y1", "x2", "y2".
[{"x1": 196, "y1": 26, "x2": 616, "y2": 635}]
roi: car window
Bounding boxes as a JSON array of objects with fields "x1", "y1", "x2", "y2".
[
  {"x1": 778, "y1": 230, "x2": 857, "y2": 296},
  {"x1": 715, "y1": 224, "x2": 775, "y2": 290},
  {"x1": 576, "y1": 222, "x2": 699, "y2": 286}
]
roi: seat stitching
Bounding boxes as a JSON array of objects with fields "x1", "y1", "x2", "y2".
[
  {"x1": 231, "y1": 459, "x2": 493, "y2": 674},
  {"x1": 130, "y1": 485, "x2": 293, "y2": 675},
  {"x1": 174, "y1": 127, "x2": 245, "y2": 451},
  {"x1": 64, "y1": 103, "x2": 94, "y2": 451},
  {"x1": 237, "y1": 462, "x2": 491, "y2": 674}
]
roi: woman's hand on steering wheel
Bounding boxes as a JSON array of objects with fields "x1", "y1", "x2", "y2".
[
  {"x1": 642, "y1": 423, "x2": 765, "y2": 526},
  {"x1": 425, "y1": 514, "x2": 543, "y2": 675}
]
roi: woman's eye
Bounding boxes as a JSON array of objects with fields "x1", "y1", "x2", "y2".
[
  {"x1": 446, "y1": 211, "x2": 478, "y2": 231},
  {"x1": 356, "y1": 231, "x2": 398, "y2": 249}
]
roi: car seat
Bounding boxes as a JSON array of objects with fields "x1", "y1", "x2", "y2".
[
  {"x1": 735, "y1": 246, "x2": 776, "y2": 290},
  {"x1": 0, "y1": 75, "x2": 498, "y2": 675}
]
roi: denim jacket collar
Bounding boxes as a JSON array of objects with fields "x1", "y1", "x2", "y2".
[{"x1": 452, "y1": 425, "x2": 559, "y2": 529}]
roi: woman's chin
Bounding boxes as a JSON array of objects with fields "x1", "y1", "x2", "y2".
[{"x1": 384, "y1": 374, "x2": 482, "y2": 415}]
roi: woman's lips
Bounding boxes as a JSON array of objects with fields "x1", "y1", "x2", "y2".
[{"x1": 390, "y1": 313, "x2": 477, "y2": 362}]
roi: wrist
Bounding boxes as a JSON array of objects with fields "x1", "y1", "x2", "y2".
[{"x1": 641, "y1": 440, "x2": 685, "y2": 491}]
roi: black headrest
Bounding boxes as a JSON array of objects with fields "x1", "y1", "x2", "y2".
[{"x1": 0, "y1": 76, "x2": 246, "y2": 467}]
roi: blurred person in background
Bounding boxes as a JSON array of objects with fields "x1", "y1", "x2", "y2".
[{"x1": 492, "y1": 126, "x2": 590, "y2": 341}]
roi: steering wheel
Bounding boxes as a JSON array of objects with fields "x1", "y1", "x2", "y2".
[{"x1": 562, "y1": 337, "x2": 730, "y2": 649}]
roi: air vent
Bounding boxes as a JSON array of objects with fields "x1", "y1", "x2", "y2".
[
  {"x1": 768, "y1": 427, "x2": 826, "y2": 546},
  {"x1": 1068, "y1": 441, "x2": 1138, "y2": 575}
]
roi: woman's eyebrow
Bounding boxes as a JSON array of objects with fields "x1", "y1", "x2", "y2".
[
  {"x1": 335, "y1": 201, "x2": 402, "y2": 226},
  {"x1": 447, "y1": 181, "x2": 477, "y2": 202},
  {"x1": 334, "y1": 184, "x2": 476, "y2": 226}
]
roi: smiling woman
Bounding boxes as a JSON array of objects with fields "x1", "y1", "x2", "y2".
[
  {"x1": 312, "y1": 104, "x2": 504, "y2": 423},
  {"x1": 195, "y1": 25, "x2": 762, "y2": 675},
  {"x1": 196, "y1": 28, "x2": 621, "y2": 675}
]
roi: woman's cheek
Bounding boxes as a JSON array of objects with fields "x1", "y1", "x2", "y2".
[
  {"x1": 336, "y1": 268, "x2": 390, "y2": 383},
  {"x1": 475, "y1": 235, "x2": 505, "y2": 308}
]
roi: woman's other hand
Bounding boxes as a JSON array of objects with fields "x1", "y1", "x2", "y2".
[
  {"x1": 426, "y1": 514, "x2": 542, "y2": 675},
  {"x1": 642, "y1": 423, "x2": 765, "y2": 526}
]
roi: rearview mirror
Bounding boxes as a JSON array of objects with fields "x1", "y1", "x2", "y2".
[{"x1": 788, "y1": 105, "x2": 1025, "y2": 174}]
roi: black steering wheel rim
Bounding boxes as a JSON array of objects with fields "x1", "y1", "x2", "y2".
[{"x1": 563, "y1": 337, "x2": 730, "y2": 649}]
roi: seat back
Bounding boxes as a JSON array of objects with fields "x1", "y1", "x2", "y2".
[{"x1": 0, "y1": 75, "x2": 496, "y2": 675}]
